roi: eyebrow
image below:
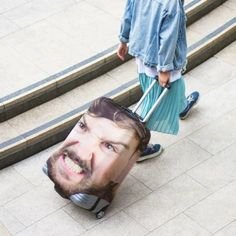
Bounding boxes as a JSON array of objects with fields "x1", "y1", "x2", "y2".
[{"x1": 83, "y1": 114, "x2": 129, "y2": 149}]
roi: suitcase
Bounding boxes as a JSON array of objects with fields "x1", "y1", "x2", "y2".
[{"x1": 43, "y1": 79, "x2": 169, "y2": 219}]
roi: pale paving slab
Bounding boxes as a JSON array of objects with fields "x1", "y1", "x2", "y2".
[
  {"x1": 146, "y1": 213, "x2": 210, "y2": 236},
  {"x1": 3, "y1": 0, "x2": 77, "y2": 28},
  {"x1": 0, "y1": 122, "x2": 23, "y2": 143},
  {"x1": 107, "y1": 59, "x2": 137, "y2": 85},
  {"x1": 130, "y1": 139, "x2": 211, "y2": 190},
  {"x1": 85, "y1": 0, "x2": 126, "y2": 19},
  {"x1": 215, "y1": 41, "x2": 236, "y2": 67},
  {"x1": 187, "y1": 142, "x2": 236, "y2": 192},
  {"x1": 0, "y1": 20, "x2": 94, "y2": 76},
  {"x1": 186, "y1": 56, "x2": 236, "y2": 95},
  {"x1": 185, "y1": 180, "x2": 236, "y2": 233},
  {"x1": 0, "y1": 222, "x2": 11, "y2": 236},
  {"x1": 47, "y1": 1, "x2": 120, "y2": 54},
  {"x1": 58, "y1": 85, "x2": 93, "y2": 111},
  {"x1": 13, "y1": 143, "x2": 61, "y2": 186},
  {"x1": 171, "y1": 77, "x2": 236, "y2": 146},
  {"x1": 187, "y1": 78, "x2": 236, "y2": 129},
  {"x1": 112, "y1": 175, "x2": 151, "y2": 210},
  {"x1": 183, "y1": 45, "x2": 236, "y2": 97},
  {"x1": 60, "y1": 73, "x2": 121, "y2": 110},
  {"x1": 187, "y1": 4, "x2": 235, "y2": 37},
  {"x1": 15, "y1": 210, "x2": 85, "y2": 236},
  {"x1": 184, "y1": 73, "x2": 211, "y2": 97},
  {"x1": 186, "y1": 28, "x2": 202, "y2": 46},
  {"x1": 188, "y1": 108, "x2": 236, "y2": 155},
  {"x1": 0, "y1": 207, "x2": 25, "y2": 235},
  {"x1": 0, "y1": 15, "x2": 19, "y2": 38},
  {"x1": 80, "y1": 211, "x2": 148, "y2": 236},
  {"x1": 213, "y1": 221, "x2": 236, "y2": 236},
  {"x1": 0, "y1": 42, "x2": 48, "y2": 98},
  {"x1": 124, "y1": 174, "x2": 209, "y2": 231},
  {"x1": 4, "y1": 181, "x2": 69, "y2": 226},
  {"x1": 80, "y1": 73, "x2": 121, "y2": 97},
  {"x1": 224, "y1": 0, "x2": 236, "y2": 12},
  {"x1": 0, "y1": 0, "x2": 28, "y2": 14},
  {"x1": 0, "y1": 167, "x2": 33, "y2": 206}
]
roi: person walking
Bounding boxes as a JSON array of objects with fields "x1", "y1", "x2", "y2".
[{"x1": 117, "y1": 0, "x2": 200, "y2": 162}]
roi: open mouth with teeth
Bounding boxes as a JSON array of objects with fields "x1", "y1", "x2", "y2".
[{"x1": 59, "y1": 151, "x2": 91, "y2": 177}]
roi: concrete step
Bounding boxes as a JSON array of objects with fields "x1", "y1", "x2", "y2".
[
  {"x1": 0, "y1": 0, "x2": 228, "y2": 122},
  {"x1": 0, "y1": 4, "x2": 236, "y2": 169}
]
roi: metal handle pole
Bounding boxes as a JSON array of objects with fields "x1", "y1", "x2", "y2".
[
  {"x1": 143, "y1": 87, "x2": 169, "y2": 122},
  {"x1": 132, "y1": 79, "x2": 157, "y2": 113}
]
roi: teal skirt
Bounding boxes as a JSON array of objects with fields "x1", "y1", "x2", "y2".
[{"x1": 139, "y1": 73, "x2": 187, "y2": 135}]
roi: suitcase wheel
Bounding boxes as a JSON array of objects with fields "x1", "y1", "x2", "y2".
[
  {"x1": 96, "y1": 210, "x2": 105, "y2": 219},
  {"x1": 95, "y1": 206, "x2": 109, "y2": 219}
]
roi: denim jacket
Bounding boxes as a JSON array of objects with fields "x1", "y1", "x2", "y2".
[{"x1": 119, "y1": 0, "x2": 187, "y2": 71}]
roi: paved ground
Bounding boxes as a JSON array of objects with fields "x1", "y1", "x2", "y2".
[
  {"x1": 0, "y1": 0, "x2": 236, "y2": 235},
  {"x1": 0, "y1": 40, "x2": 236, "y2": 236}
]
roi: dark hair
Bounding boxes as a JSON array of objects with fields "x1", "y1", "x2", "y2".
[{"x1": 88, "y1": 97, "x2": 150, "y2": 152}]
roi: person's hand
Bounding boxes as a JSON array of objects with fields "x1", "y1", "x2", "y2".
[
  {"x1": 158, "y1": 71, "x2": 170, "y2": 87},
  {"x1": 117, "y1": 42, "x2": 128, "y2": 61}
]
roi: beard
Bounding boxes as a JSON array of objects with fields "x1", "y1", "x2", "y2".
[
  {"x1": 46, "y1": 146, "x2": 94, "y2": 197},
  {"x1": 46, "y1": 143, "x2": 114, "y2": 200}
]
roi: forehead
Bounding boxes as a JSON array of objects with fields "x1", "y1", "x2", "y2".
[{"x1": 83, "y1": 114, "x2": 138, "y2": 145}]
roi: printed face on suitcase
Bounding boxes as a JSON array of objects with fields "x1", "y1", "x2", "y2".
[{"x1": 45, "y1": 97, "x2": 150, "y2": 203}]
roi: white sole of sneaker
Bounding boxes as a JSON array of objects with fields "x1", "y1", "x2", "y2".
[{"x1": 136, "y1": 146, "x2": 164, "y2": 163}]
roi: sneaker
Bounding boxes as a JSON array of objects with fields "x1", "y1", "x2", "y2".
[
  {"x1": 137, "y1": 144, "x2": 163, "y2": 163},
  {"x1": 179, "y1": 91, "x2": 200, "y2": 120}
]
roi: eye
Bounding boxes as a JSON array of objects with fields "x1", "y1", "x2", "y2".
[
  {"x1": 105, "y1": 143, "x2": 115, "y2": 152},
  {"x1": 77, "y1": 121, "x2": 86, "y2": 130}
]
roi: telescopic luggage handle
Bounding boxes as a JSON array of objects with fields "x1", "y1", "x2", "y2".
[{"x1": 132, "y1": 78, "x2": 171, "y2": 122}]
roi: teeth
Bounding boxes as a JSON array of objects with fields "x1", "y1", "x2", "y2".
[{"x1": 65, "y1": 156, "x2": 83, "y2": 174}]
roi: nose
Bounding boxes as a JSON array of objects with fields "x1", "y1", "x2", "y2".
[
  {"x1": 73, "y1": 139, "x2": 94, "y2": 174},
  {"x1": 74, "y1": 133, "x2": 99, "y2": 162}
]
